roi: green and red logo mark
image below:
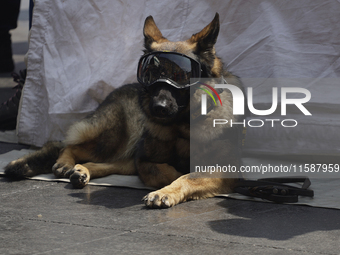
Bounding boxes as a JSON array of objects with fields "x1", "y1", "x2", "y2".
[{"x1": 198, "y1": 83, "x2": 222, "y2": 106}]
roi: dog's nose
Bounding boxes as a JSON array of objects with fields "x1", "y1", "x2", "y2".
[{"x1": 153, "y1": 101, "x2": 170, "y2": 117}]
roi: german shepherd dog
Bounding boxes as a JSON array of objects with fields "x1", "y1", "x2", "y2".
[{"x1": 5, "y1": 13, "x2": 245, "y2": 208}]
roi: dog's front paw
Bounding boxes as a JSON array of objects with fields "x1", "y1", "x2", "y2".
[
  {"x1": 142, "y1": 190, "x2": 179, "y2": 209},
  {"x1": 68, "y1": 164, "x2": 90, "y2": 189}
]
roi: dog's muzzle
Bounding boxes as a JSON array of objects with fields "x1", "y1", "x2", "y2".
[{"x1": 151, "y1": 89, "x2": 178, "y2": 118}]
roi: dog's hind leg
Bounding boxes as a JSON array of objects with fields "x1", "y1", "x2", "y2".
[
  {"x1": 52, "y1": 144, "x2": 94, "y2": 178},
  {"x1": 4, "y1": 141, "x2": 64, "y2": 179},
  {"x1": 67, "y1": 159, "x2": 137, "y2": 188},
  {"x1": 143, "y1": 175, "x2": 238, "y2": 208}
]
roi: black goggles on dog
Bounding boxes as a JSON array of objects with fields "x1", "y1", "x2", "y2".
[{"x1": 137, "y1": 51, "x2": 201, "y2": 89}]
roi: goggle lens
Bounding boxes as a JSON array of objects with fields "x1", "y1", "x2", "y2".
[{"x1": 137, "y1": 52, "x2": 200, "y2": 88}]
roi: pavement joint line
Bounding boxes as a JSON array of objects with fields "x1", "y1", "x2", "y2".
[
  {"x1": 26, "y1": 217, "x2": 127, "y2": 231},
  {"x1": 0, "y1": 213, "x2": 134, "y2": 233}
]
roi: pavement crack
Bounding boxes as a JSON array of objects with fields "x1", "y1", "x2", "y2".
[{"x1": 27, "y1": 217, "x2": 125, "y2": 231}]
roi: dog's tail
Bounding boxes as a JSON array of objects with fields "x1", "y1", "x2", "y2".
[{"x1": 4, "y1": 141, "x2": 64, "y2": 179}]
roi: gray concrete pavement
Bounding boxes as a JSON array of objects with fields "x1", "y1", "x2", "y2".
[{"x1": 1, "y1": 174, "x2": 340, "y2": 255}]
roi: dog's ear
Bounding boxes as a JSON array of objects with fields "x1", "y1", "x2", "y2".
[
  {"x1": 189, "y1": 13, "x2": 220, "y2": 52},
  {"x1": 143, "y1": 16, "x2": 168, "y2": 51}
]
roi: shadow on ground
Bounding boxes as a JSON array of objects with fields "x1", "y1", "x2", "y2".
[
  {"x1": 67, "y1": 184, "x2": 150, "y2": 209},
  {"x1": 208, "y1": 199, "x2": 340, "y2": 240}
]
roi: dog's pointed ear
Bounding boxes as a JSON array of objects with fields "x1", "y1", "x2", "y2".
[
  {"x1": 143, "y1": 16, "x2": 168, "y2": 51},
  {"x1": 189, "y1": 13, "x2": 220, "y2": 51}
]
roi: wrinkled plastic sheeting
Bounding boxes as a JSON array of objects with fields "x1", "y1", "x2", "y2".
[{"x1": 18, "y1": 0, "x2": 340, "y2": 159}]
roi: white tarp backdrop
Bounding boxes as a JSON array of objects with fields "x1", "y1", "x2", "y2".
[{"x1": 18, "y1": 0, "x2": 340, "y2": 158}]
